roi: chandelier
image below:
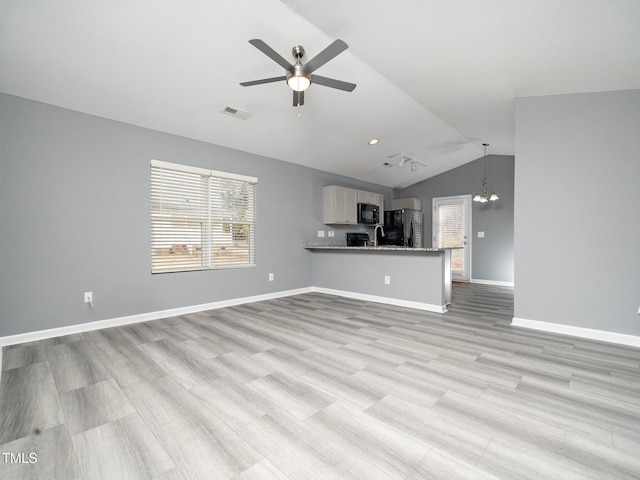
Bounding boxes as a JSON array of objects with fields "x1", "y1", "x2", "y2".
[{"x1": 473, "y1": 143, "x2": 499, "y2": 203}]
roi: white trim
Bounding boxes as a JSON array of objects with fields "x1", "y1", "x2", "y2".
[
  {"x1": 512, "y1": 317, "x2": 640, "y2": 348},
  {"x1": 0, "y1": 286, "x2": 448, "y2": 347},
  {"x1": 150, "y1": 159, "x2": 258, "y2": 184},
  {"x1": 150, "y1": 159, "x2": 210, "y2": 176},
  {"x1": 0, "y1": 288, "x2": 312, "y2": 348},
  {"x1": 471, "y1": 278, "x2": 515, "y2": 287},
  {"x1": 209, "y1": 168, "x2": 257, "y2": 184},
  {"x1": 311, "y1": 287, "x2": 447, "y2": 313}
]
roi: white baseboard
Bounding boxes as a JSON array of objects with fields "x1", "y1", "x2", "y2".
[
  {"x1": 0, "y1": 286, "x2": 448, "y2": 349},
  {"x1": 512, "y1": 317, "x2": 640, "y2": 348},
  {"x1": 471, "y1": 278, "x2": 515, "y2": 288},
  {"x1": 311, "y1": 287, "x2": 447, "y2": 313},
  {"x1": 0, "y1": 288, "x2": 313, "y2": 348}
]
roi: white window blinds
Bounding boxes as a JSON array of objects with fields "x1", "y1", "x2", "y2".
[
  {"x1": 436, "y1": 202, "x2": 464, "y2": 271},
  {"x1": 437, "y1": 203, "x2": 464, "y2": 248},
  {"x1": 150, "y1": 160, "x2": 257, "y2": 273}
]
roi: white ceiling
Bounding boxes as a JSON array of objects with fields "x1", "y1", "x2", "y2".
[{"x1": 2, "y1": 0, "x2": 639, "y2": 188}]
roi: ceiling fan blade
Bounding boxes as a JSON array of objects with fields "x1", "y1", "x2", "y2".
[
  {"x1": 240, "y1": 76, "x2": 287, "y2": 87},
  {"x1": 248, "y1": 39, "x2": 293, "y2": 71},
  {"x1": 311, "y1": 75, "x2": 356, "y2": 92},
  {"x1": 303, "y1": 39, "x2": 348, "y2": 74},
  {"x1": 293, "y1": 90, "x2": 304, "y2": 107}
]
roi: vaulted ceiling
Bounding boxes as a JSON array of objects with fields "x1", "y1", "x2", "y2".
[{"x1": 2, "y1": 0, "x2": 639, "y2": 187}]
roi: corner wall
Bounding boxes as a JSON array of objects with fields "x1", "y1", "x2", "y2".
[{"x1": 514, "y1": 90, "x2": 640, "y2": 336}]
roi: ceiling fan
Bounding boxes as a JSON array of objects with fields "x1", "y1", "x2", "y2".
[
  {"x1": 240, "y1": 39, "x2": 356, "y2": 106},
  {"x1": 389, "y1": 154, "x2": 428, "y2": 172}
]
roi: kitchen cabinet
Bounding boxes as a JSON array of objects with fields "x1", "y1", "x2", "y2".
[
  {"x1": 357, "y1": 190, "x2": 377, "y2": 205},
  {"x1": 323, "y1": 186, "x2": 384, "y2": 225},
  {"x1": 323, "y1": 185, "x2": 358, "y2": 224}
]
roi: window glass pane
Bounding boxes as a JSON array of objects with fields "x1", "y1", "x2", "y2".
[
  {"x1": 210, "y1": 177, "x2": 256, "y2": 267},
  {"x1": 151, "y1": 167, "x2": 208, "y2": 273}
]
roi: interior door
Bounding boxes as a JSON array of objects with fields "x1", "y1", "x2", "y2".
[{"x1": 433, "y1": 195, "x2": 471, "y2": 282}]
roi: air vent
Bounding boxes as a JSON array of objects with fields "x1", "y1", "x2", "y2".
[{"x1": 221, "y1": 106, "x2": 251, "y2": 120}]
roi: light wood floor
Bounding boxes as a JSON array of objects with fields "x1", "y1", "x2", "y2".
[{"x1": 2, "y1": 284, "x2": 640, "y2": 479}]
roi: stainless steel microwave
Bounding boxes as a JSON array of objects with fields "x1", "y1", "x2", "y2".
[{"x1": 357, "y1": 203, "x2": 379, "y2": 224}]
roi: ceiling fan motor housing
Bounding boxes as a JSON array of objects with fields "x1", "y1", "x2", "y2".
[{"x1": 288, "y1": 46, "x2": 311, "y2": 89}]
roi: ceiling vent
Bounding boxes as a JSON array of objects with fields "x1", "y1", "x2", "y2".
[{"x1": 221, "y1": 106, "x2": 251, "y2": 120}]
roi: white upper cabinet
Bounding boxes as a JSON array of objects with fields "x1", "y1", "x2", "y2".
[
  {"x1": 357, "y1": 190, "x2": 377, "y2": 205},
  {"x1": 323, "y1": 186, "x2": 384, "y2": 225},
  {"x1": 323, "y1": 186, "x2": 358, "y2": 224}
]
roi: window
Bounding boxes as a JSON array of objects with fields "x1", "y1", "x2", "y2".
[{"x1": 150, "y1": 160, "x2": 257, "y2": 273}]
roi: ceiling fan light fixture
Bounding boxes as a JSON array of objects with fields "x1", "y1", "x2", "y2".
[{"x1": 286, "y1": 74, "x2": 311, "y2": 92}]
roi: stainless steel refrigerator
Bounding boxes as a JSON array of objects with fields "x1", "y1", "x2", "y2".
[{"x1": 381, "y1": 208, "x2": 423, "y2": 247}]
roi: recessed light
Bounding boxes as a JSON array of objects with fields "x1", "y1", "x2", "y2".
[{"x1": 368, "y1": 138, "x2": 379, "y2": 145}]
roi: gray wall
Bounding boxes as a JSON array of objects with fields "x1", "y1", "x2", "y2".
[
  {"x1": 394, "y1": 155, "x2": 515, "y2": 284},
  {"x1": 0, "y1": 93, "x2": 392, "y2": 337},
  {"x1": 515, "y1": 90, "x2": 640, "y2": 335},
  {"x1": 311, "y1": 250, "x2": 446, "y2": 307}
]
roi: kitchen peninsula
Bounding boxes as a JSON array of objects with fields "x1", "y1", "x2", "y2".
[{"x1": 304, "y1": 243, "x2": 455, "y2": 312}]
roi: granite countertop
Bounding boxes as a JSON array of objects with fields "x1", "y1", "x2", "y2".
[{"x1": 303, "y1": 242, "x2": 452, "y2": 252}]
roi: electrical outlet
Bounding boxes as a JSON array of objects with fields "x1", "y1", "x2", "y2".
[
  {"x1": 384, "y1": 275, "x2": 391, "y2": 285},
  {"x1": 84, "y1": 291, "x2": 93, "y2": 303},
  {"x1": 269, "y1": 273, "x2": 274, "y2": 282},
  {"x1": 318, "y1": 230, "x2": 325, "y2": 238},
  {"x1": 328, "y1": 230, "x2": 335, "y2": 238}
]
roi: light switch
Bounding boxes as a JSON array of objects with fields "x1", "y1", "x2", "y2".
[
  {"x1": 477, "y1": 231, "x2": 485, "y2": 238},
  {"x1": 318, "y1": 230, "x2": 325, "y2": 238}
]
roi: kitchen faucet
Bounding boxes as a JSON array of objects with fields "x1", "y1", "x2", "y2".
[{"x1": 373, "y1": 224, "x2": 385, "y2": 247}]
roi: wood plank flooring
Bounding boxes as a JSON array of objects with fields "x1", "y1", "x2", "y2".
[{"x1": 2, "y1": 284, "x2": 640, "y2": 479}]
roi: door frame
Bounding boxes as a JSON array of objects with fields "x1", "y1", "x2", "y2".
[{"x1": 432, "y1": 194, "x2": 472, "y2": 282}]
